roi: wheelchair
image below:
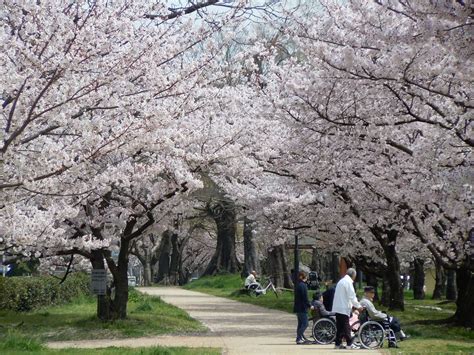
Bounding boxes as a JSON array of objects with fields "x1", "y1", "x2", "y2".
[
  {"x1": 357, "y1": 310, "x2": 398, "y2": 349},
  {"x1": 310, "y1": 311, "x2": 361, "y2": 345}
]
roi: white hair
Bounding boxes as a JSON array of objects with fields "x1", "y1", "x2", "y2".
[{"x1": 347, "y1": 268, "x2": 357, "y2": 278}]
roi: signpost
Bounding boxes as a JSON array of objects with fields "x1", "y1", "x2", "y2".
[{"x1": 91, "y1": 269, "x2": 107, "y2": 295}]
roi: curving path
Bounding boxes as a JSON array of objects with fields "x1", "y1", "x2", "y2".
[{"x1": 47, "y1": 287, "x2": 379, "y2": 354}]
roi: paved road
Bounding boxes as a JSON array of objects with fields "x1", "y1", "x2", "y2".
[{"x1": 48, "y1": 287, "x2": 379, "y2": 354}]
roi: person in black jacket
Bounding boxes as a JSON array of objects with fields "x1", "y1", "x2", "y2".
[
  {"x1": 293, "y1": 271, "x2": 313, "y2": 344},
  {"x1": 322, "y1": 283, "x2": 336, "y2": 311}
]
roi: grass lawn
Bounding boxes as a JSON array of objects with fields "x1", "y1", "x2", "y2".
[
  {"x1": 0, "y1": 288, "x2": 206, "y2": 343},
  {"x1": 0, "y1": 332, "x2": 219, "y2": 355},
  {"x1": 185, "y1": 274, "x2": 474, "y2": 354}
]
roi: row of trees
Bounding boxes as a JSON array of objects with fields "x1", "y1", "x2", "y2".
[{"x1": 1, "y1": 0, "x2": 472, "y2": 326}]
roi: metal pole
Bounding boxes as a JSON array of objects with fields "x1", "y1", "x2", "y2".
[
  {"x1": 294, "y1": 231, "x2": 299, "y2": 291},
  {"x1": 2, "y1": 254, "x2": 5, "y2": 277}
]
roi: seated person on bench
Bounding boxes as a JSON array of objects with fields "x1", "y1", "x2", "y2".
[
  {"x1": 360, "y1": 286, "x2": 409, "y2": 341},
  {"x1": 244, "y1": 270, "x2": 261, "y2": 290},
  {"x1": 311, "y1": 291, "x2": 335, "y2": 319}
]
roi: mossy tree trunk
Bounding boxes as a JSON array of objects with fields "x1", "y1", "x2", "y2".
[
  {"x1": 242, "y1": 217, "x2": 260, "y2": 277},
  {"x1": 203, "y1": 199, "x2": 240, "y2": 275},
  {"x1": 413, "y1": 258, "x2": 425, "y2": 300}
]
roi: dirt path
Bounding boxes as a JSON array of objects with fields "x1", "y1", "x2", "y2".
[{"x1": 47, "y1": 287, "x2": 380, "y2": 354}]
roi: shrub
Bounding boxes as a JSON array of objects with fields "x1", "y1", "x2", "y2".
[{"x1": 0, "y1": 273, "x2": 91, "y2": 312}]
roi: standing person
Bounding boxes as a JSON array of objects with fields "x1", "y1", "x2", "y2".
[
  {"x1": 293, "y1": 271, "x2": 313, "y2": 344},
  {"x1": 322, "y1": 282, "x2": 336, "y2": 311},
  {"x1": 332, "y1": 268, "x2": 363, "y2": 349}
]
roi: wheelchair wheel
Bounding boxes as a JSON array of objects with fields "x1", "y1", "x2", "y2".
[
  {"x1": 358, "y1": 321, "x2": 385, "y2": 349},
  {"x1": 312, "y1": 318, "x2": 336, "y2": 345}
]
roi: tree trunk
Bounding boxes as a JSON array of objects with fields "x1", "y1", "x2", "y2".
[
  {"x1": 384, "y1": 240, "x2": 405, "y2": 310},
  {"x1": 90, "y1": 238, "x2": 130, "y2": 320},
  {"x1": 381, "y1": 278, "x2": 390, "y2": 307},
  {"x1": 413, "y1": 258, "x2": 425, "y2": 300},
  {"x1": 241, "y1": 217, "x2": 260, "y2": 277},
  {"x1": 143, "y1": 258, "x2": 153, "y2": 286},
  {"x1": 454, "y1": 267, "x2": 474, "y2": 327},
  {"x1": 372, "y1": 227, "x2": 404, "y2": 311},
  {"x1": 112, "y1": 244, "x2": 129, "y2": 320},
  {"x1": 432, "y1": 259, "x2": 446, "y2": 300},
  {"x1": 446, "y1": 269, "x2": 457, "y2": 300},
  {"x1": 331, "y1": 252, "x2": 340, "y2": 284},
  {"x1": 90, "y1": 250, "x2": 111, "y2": 321},
  {"x1": 203, "y1": 199, "x2": 240, "y2": 275},
  {"x1": 156, "y1": 231, "x2": 172, "y2": 283},
  {"x1": 169, "y1": 233, "x2": 180, "y2": 285},
  {"x1": 267, "y1": 245, "x2": 293, "y2": 289}
]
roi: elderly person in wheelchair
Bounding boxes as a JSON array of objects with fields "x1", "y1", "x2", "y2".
[
  {"x1": 310, "y1": 292, "x2": 361, "y2": 345},
  {"x1": 360, "y1": 286, "x2": 409, "y2": 347},
  {"x1": 311, "y1": 291, "x2": 335, "y2": 319}
]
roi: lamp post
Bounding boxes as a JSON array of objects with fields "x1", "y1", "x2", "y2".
[{"x1": 294, "y1": 229, "x2": 299, "y2": 289}]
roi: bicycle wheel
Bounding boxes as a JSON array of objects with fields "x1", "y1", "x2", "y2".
[
  {"x1": 271, "y1": 284, "x2": 279, "y2": 298},
  {"x1": 358, "y1": 321, "x2": 384, "y2": 349},
  {"x1": 312, "y1": 318, "x2": 336, "y2": 345}
]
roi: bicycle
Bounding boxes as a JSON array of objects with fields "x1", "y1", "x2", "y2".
[{"x1": 247, "y1": 278, "x2": 279, "y2": 298}]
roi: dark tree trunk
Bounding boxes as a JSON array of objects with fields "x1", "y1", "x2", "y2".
[
  {"x1": 381, "y1": 278, "x2": 390, "y2": 307},
  {"x1": 454, "y1": 267, "x2": 474, "y2": 327},
  {"x1": 111, "y1": 238, "x2": 130, "y2": 320},
  {"x1": 331, "y1": 252, "x2": 340, "y2": 284},
  {"x1": 267, "y1": 245, "x2": 293, "y2": 289},
  {"x1": 134, "y1": 251, "x2": 154, "y2": 287},
  {"x1": 384, "y1": 241, "x2": 405, "y2": 310},
  {"x1": 90, "y1": 250, "x2": 111, "y2": 321},
  {"x1": 169, "y1": 233, "x2": 180, "y2": 285},
  {"x1": 241, "y1": 217, "x2": 260, "y2": 277},
  {"x1": 203, "y1": 199, "x2": 240, "y2": 275},
  {"x1": 413, "y1": 258, "x2": 425, "y2": 300},
  {"x1": 371, "y1": 228, "x2": 404, "y2": 311},
  {"x1": 432, "y1": 260, "x2": 446, "y2": 300},
  {"x1": 446, "y1": 269, "x2": 457, "y2": 300},
  {"x1": 156, "y1": 231, "x2": 172, "y2": 283},
  {"x1": 311, "y1": 248, "x2": 330, "y2": 283},
  {"x1": 90, "y1": 238, "x2": 130, "y2": 320}
]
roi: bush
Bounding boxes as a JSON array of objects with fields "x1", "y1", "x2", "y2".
[{"x1": 0, "y1": 273, "x2": 91, "y2": 312}]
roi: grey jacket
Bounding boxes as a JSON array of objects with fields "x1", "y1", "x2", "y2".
[
  {"x1": 360, "y1": 297, "x2": 387, "y2": 320},
  {"x1": 311, "y1": 299, "x2": 335, "y2": 317}
]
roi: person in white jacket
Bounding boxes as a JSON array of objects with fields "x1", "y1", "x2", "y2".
[{"x1": 332, "y1": 268, "x2": 363, "y2": 349}]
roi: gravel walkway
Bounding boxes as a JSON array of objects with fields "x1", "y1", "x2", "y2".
[{"x1": 47, "y1": 287, "x2": 380, "y2": 354}]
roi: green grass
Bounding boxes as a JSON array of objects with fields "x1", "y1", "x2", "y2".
[
  {"x1": 0, "y1": 289, "x2": 206, "y2": 343},
  {"x1": 185, "y1": 274, "x2": 474, "y2": 354},
  {"x1": 0, "y1": 331, "x2": 218, "y2": 355},
  {"x1": 185, "y1": 274, "x2": 296, "y2": 311}
]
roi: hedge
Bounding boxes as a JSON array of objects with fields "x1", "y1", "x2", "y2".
[{"x1": 0, "y1": 273, "x2": 91, "y2": 312}]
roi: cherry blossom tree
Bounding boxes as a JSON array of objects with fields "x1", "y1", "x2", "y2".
[{"x1": 0, "y1": 0, "x2": 255, "y2": 319}]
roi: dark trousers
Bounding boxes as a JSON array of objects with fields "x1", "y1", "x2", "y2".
[
  {"x1": 389, "y1": 316, "x2": 401, "y2": 333},
  {"x1": 335, "y1": 313, "x2": 352, "y2": 346},
  {"x1": 296, "y1": 312, "x2": 308, "y2": 341}
]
